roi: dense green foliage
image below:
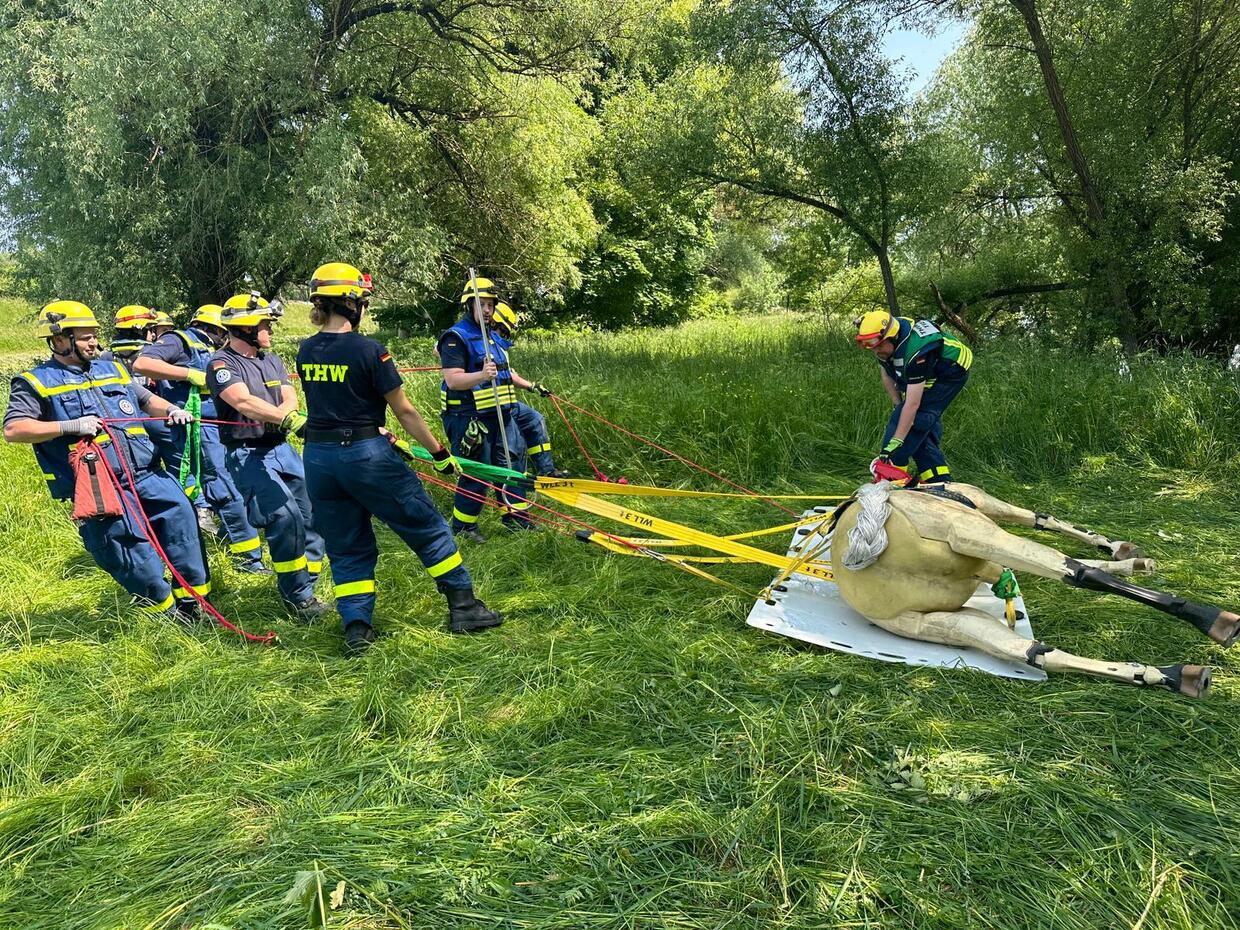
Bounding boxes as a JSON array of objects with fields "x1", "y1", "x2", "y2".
[
  {"x1": 2, "y1": 0, "x2": 1237, "y2": 343},
  {"x1": 2, "y1": 298, "x2": 1240, "y2": 927}
]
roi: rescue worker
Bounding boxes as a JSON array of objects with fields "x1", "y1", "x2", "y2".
[
  {"x1": 490, "y1": 300, "x2": 570, "y2": 479},
  {"x1": 102, "y1": 305, "x2": 184, "y2": 479},
  {"x1": 438, "y1": 275, "x2": 535, "y2": 542},
  {"x1": 206, "y1": 293, "x2": 327, "y2": 618},
  {"x1": 134, "y1": 304, "x2": 268, "y2": 574},
  {"x1": 854, "y1": 310, "x2": 973, "y2": 484},
  {"x1": 3, "y1": 301, "x2": 211, "y2": 618},
  {"x1": 297, "y1": 262, "x2": 503, "y2": 655}
]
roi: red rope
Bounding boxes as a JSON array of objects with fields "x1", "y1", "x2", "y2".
[
  {"x1": 95, "y1": 426, "x2": 277, "y2": 644},
  {"x1": 548, "y1": 393, "x2": 609, "y2": 482},
  {"x1": 548, "y1": 395, "x2": 799, "y2": 517}
]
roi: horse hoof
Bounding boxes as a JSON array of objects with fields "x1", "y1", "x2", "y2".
[
  {"x1": 1113, "y1": 541, "x2": 1146, "y2": 560},
  {"x1": 1207, "y1": 610, "x2": 1240, "y2": 647},
  {"x1": 1158, "y1": 664, "x2": 1212, "y2": 698},
  {"x1": 1131, "y1": 558, "x2": 1157, "y2": 574}
]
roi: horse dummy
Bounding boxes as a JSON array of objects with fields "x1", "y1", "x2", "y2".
[{"x1": 830, "y1": 481, "x2": 1237, "y2": 698}]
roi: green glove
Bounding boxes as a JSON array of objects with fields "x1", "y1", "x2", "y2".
[
  {"x1": 882, "y1": 436, "x2": 904, "y2": 455},
  {"x1": 186, "y1": 368, "x2": 208, "y2": 388},
  {"x1": 431, "y1": 447, "x2": 459, "y2": 475},
  {"x1": 528, "y1": 381, "x2": 552, "y2": 397},
  {"x1": 281, "y1": 410, "x2": 308, "y2": 438}
]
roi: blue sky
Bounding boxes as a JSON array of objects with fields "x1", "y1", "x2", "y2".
[{"x1": 883, "y1": 17, "x2": 971, "y2": 93}]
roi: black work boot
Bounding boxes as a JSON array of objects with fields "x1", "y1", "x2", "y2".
[
  {"x1": 175, "y1": 597, "x2": 204, "y2": 625},
  {"x1": 344, "y1": 620, "x2": 377, "y2": 656},
  {"x1": 444, "y1": 587, "x2": 504, "y2": 634},
  {"x1": 285, "y1": 596, "x2": 330, "y2": 624},
  {"x1": 454, "y1": 524, "x2": 487, "y2": 544}
]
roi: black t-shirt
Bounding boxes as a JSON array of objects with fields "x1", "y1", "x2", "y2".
[{"x1": 296, "y1": 331, "x2": 403, "y2": 430}]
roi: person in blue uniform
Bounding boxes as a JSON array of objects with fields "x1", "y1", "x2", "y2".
[
  {"x1": 855, "y1": 310, "x2": 973, "y2": 484},
  {"x1": 103, "y1": 305, "x2": 183, "y2": 478},
  {"x1": 3, "y1": 301, "x2": 211, "y2": 618},
  {"x1": 438, "y1": 276, "x2": 535, "y2": 541},
  {"x1": 489, "y1": 301, "x2": 570, "y2": 479},
  {"x1": 134, "y1": 303, "x2": 268, "y2": 573},
  {"x1": 297, "y1": 262, "x2": 503, "y2": 655},
  {"x1": 206, "y1": 293, "x2": 327, "y2": 619}
]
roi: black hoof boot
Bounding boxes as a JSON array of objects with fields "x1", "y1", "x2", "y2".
[
  {"x1": 344, "y1": 620, "x2": 377, "y2": 656},
  {"x1": 1158, "y1": 664, "x2": 1212, "y2": 698},
  {"x1": 445, "y1": 587, "x2": 504, "y2": 634}
]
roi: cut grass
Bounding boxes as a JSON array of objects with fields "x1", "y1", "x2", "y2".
[{"x1": 0, "y1": 305, "x2": 1238, "y2": 929}]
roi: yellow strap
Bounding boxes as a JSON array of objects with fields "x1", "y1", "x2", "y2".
[
  {"x1": 538, "y1": 487, "x2": 832, "y2": 582},
  {"x1": 577, "y1": 531, "x2": 757, "y2": 596},
  {"x1": 335, "y1": 579, "x2": 375, "y2": 598},
  {"x1": 426, "y1": 551, "x2": 463, "y2": 578},
  {"x1": 617, "y1": 513, "x2": 832, "y2": 549},
  {"x1": 582, "y1": 532, "x2": 752, "y2": 564},
  {"x1": 533, "y1": 477, "x2": 847, "y2": 503}
]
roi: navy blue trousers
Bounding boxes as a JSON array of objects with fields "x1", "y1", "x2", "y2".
[
  {"x1": 78, "y1": 466, "x2": 211, "y2": 611},
  {"x1": 442, "y1": 412, "x2": 532, "y2": 529},
  {"x1": 881, "y1": 375, "x2": 968, "y2": 482},
  {"x1": 305, "y1": 435, "x2": 471, "y2": 628},
  {"x1": 225, "y1": 443, "x2": 324, "y2": 603}
]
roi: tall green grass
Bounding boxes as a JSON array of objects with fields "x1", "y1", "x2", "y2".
[{"x1": 0, "y1": 308, "x2": 1238, "y2": 929}]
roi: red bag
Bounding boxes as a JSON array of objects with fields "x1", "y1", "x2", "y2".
[{"x1": 69, "y1": 440, "x2": 124, "y2": 520}]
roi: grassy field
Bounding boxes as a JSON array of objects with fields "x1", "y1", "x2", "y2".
[{"x1": 1, "y1": 298, "x2": 1239, "y2": 929}]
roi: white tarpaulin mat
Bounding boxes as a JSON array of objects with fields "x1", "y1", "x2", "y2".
[{"x1": 746, "y1": 508, "x2": 1047, "y2": 682}]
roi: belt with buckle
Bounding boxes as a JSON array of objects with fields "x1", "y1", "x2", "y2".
[{"x1": 304, "y1": 426, "x2": 382, "y2": 445}]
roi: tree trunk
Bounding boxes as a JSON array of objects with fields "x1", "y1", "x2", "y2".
[
  {"x1": 876, "y1": 245, "x2": 900, "y2": 316},
  {"x1": 1009, "y1": 0, "x2": 1135, "y2": 338}
]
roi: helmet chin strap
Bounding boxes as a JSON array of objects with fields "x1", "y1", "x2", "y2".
[
  {"x1": 49, "y1": 331, "x2": 91, "y2": 367},
  {"x1": 231, "y1": 326, "x2": 263, "y2": 351}
]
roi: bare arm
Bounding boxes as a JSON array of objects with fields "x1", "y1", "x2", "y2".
[
  {"x1": 140, "y1": 393, "x2": 176, "y2": 417},
  {"x1": 133, "y1": 356, "x2": 193, "y2": 382},
  {"x1": 3, "y1": 417, "x2": 67, "y2": 444},
  {"x1": 508, "y1": 369, "x2": 533, "y2": 390},
  {"x1": 879, "y1": 368, "x2": 901, "y2": 405},
  {"x1": 443, "y1": 362, "x2": 497, "y2": 391},
  {"x1": 217, "y1": 382, "x2": 287, "y2": 426},
  {"x1": 278, "y1": 384, "x2": 299, "y2": 417},
  {"x1": 890, "y1": 382, "x2": 924, "y2": 444},
  {"x1": 385, "y1": 387, "x2": 447, "y2": 453}
]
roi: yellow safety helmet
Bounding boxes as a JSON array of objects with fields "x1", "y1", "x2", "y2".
[
  {"x1": 191, "y1": 304, "x2": 224, "y2": 329},
  {"x1": 114, "y1": 304, "x2": 157, "y2": 331},
  {"x1": 459, "y1": 275, "x2": 498, "y2": 304},
  {"x1": 38, "y1": 300, "x2": 99, "y2": 337},
  {"x1": 310, "y1": 262, "x2": 365, "y2": 300},
  {"x1": 492, "y1": 301, "x2": 520, "y2": 337},
  {"x1": 854, "y1": 309, "x2": 900, "y2": 348},
  {"x1": 221, "y1": 292, "x2": 273, "y2": 328},
  {"x1": 151, "y1": 309, "x2": 175, "y2": 328}
]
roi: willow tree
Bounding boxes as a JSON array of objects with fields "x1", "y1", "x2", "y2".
[{"x1": 0, "y1": 0, "x2": 607, "y2": 311}]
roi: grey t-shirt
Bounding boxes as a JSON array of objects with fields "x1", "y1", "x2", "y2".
[{"x1": 207, "y1": 346, "x2": 291, "y2": 443}]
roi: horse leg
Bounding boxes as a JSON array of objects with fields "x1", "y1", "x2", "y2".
[
  {"x1": 1077, "y1": 557, "x2": 1157, "y2": 576},
  {"x1": 942, "y1": 482, "x2": 1144, "y2": 559},
  {"x1": 879, "y1": 609, "x2": 1211, "y2": 697},
  {"x1": 941, "y1": 513, "x2": 1240, "y2": 646}
]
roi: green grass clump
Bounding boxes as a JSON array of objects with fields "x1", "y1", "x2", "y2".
[{"x1": 0, "y1": 305, "x2": 1238, "y2": 929}]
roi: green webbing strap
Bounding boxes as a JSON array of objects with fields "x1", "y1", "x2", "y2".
[
  {"x1": 178, "y1": 390, "x2": 202, "y2": 500},
  {"x1": 992, "y1": 568, "x2": 1021, "y2": 602},
  {"x1": 392, "y1": 437, "x2": 529, "y2": 485}
]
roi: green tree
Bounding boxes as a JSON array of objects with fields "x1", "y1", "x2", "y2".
[{"x1": 0, "y1": 0, "x2": 604, "y2": 313}]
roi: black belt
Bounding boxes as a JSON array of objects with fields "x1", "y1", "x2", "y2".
[
  {"x1": 225, "y1": 435, "x2": 284, "y2": 450},
  {"x1": 304, "y1": 426, "x2": 382, "y2": 445}
]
